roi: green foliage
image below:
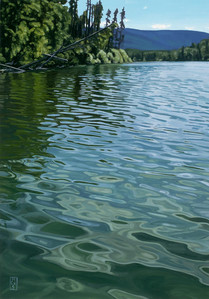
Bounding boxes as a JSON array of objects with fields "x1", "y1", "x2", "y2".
[
  {"x1": 198, "y1": 39, "x2": 209, "y2": 60},
  {"x1": 119, "y1": 49, "x2": 132, "y2": 63},
  {"x1": 93, "y1": 1, "x2": 103, "y2": 32},
  {"x1": 0, "y1": 0, "x2": 70, "y2": 64},
  {"x1": 86, "y1": 53, "x2": 101, "y2": 65},
  {"x1": 111, "y1": 49, "x2": 123, "y2": 63},
  {"x1": 66, "y1": 47, "x2": 131, "y2": 66},
  {"x1": 107, "y1": 52, "x2": 114, "y2": 62},
  {"x1": 0, "y1": 0, "x2": 132, "y2": 67},
  {"x1": 97, "y1": 50, "x2": 111, "y2": 64},
  {"x1": 69, "y1": 0, "x2": 78, "y2": 38},
  {"x1": 0, "y1": 52, "x2": 6, "y2": 63},
  {"x1": 91, "y1": 27, "x2": 113, "y2": 51},
  {"x1": 108, "y1": 49, "x2": 131, "y2": 64},
  {"x1": 126, "y1": 39, "x2": 209, "y2": 62}
]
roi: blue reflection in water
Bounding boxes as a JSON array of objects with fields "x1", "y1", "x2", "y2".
[{"x1": 1, "y1": 62, "x2": 209, "y2": 298}]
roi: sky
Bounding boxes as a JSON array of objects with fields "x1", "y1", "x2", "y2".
[{"x1": 76, "y1": 0, "x2": 209, "y2": 33}]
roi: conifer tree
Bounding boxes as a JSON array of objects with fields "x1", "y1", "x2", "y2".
[
  {"x1": 90, "y1": 5, "x2": 94, "y2": 30},
  {"x1": 113, "y1": 9, "x2": 119, "y2": 23},
  {"x1": 93, "y1": 1, "x2": 103, "y2": 31},
  {"x1": 0, "y1": 0, "x2": 129, "y2": 66},
  {"x1": 0, "y1": 0, "x2": 2, "y2": 50},
  {"x1": 117, "y1": 7, "x2": 126, "y2": 48},
  {"x1": 106, "y1": 9, "x2": 111, "y2": 27},
  {"x1": 120, "y1": 7, "x2": 126, "y2": 29},
  {"x1": 69, "y1": 0, "x2": 79, "y2": 38},
  {"x1": 79, "y1": 11, "x2": 87, "y2": 37},
  {"x1": 86, "y1": 0, "x2": 92, "y2": 35}
]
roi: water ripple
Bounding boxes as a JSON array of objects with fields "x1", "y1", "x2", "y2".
[{"x1": 1, "y1": 62, "x2": 209, "y2": 297}]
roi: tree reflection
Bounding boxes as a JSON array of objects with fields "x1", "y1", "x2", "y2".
[{"x1": 0, "y1": 71, "x2": 60, "y2": 160}]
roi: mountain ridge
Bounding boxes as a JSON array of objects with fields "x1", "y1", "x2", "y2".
[{"x1": 121, "y1": 28, "x2": 209, "y2": 50}]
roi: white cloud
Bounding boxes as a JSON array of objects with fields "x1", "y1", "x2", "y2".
[
  {"x1": 185, "y1": 26, "x2": 195, "y2": 30},
  {"x1": 100, "y1": 21, "x2": 106, "y2": 27},
  {"x1": 100, "y1": 19, "x2": 130, "y2": 28},
  {"x1": 143, "y1": 6, "x2": 148, "y2": 10},
  {"x1": 151, "y1": 24, "x2": 171, "y2": 30}
]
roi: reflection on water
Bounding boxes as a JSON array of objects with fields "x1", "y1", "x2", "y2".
[{"x1": 1, "y1": 62, "x2": 209, "y2": 298}]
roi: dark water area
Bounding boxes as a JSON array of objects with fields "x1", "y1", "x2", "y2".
[{"x1": 0, "y1": 62, "x2": 209, "y2": 298}]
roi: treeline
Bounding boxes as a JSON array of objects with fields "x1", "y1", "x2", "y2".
[
  {"x1": 126, "y1": 39, "x2": 209, "y2": 62},
  {"x1": 0, "y1": 0, "x2": 131, "y2": 67}
]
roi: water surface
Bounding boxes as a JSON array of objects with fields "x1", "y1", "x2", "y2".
[{"x1": 1, "y1": 62, "x2": 209, "y2": 298}]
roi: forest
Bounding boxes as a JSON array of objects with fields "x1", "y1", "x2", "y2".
[
  {"x1": 126, "y1": 39, "x2": 209, "y2": 62},
  {"x1": 0, "y1": 0, "x2": 132, "y2": 69}
]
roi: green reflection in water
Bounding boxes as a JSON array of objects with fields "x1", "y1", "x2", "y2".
[{"x1": 1, "y1": 63, "x2": 209, "y2": 298}]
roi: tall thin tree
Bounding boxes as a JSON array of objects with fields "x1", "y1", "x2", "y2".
[
  {"x1": 0, "y1": 0, "x2": 2, "y2": 49},
  {"x1": 113, "y1": 8, "x2": 118, "y2": 23},
  {"x1": 94, "y1": 1, "x2": 103, "y2": 31},
  {"x1": 106, "y1": 9, "x2": 111, "y2": 27},
  {"x1": 69, "y1": 0, "x2": 79, "y2": 38},
  {"x1": 86, "y1": 0, "x2": 92, "y2": 35},
  {"x1": 120, "y1": 7, "x2": 126, "y2": 29}
]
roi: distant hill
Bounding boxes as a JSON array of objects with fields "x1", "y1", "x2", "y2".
[{"x1": 121, "y1": 28, "x2": 209, "y2": 50}]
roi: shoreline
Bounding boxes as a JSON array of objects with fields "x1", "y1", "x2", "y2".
[{"x1": 0, "y1": 49, "x2": 132, "y2": 74}]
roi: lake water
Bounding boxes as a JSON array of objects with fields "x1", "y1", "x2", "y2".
[{"x1": 1, "y1": 62, "x2": 209, "y2": 299}]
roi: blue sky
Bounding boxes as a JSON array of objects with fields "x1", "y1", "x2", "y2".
[{"x1": 76, "y1": 0, "x2": 209, "y2": 33}]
